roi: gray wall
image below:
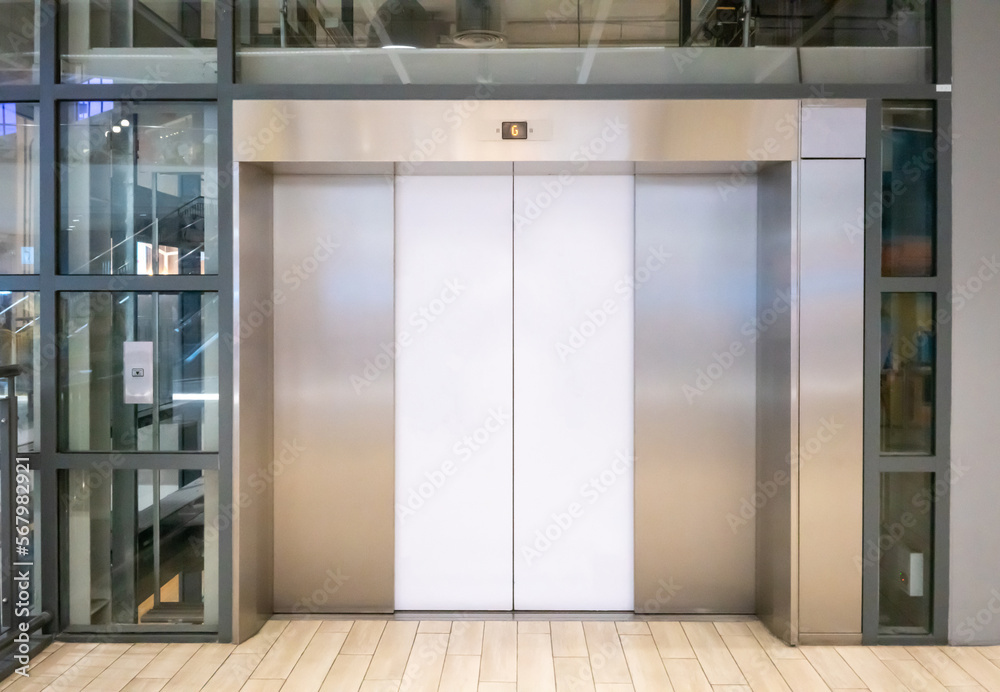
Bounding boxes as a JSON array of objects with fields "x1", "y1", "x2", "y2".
[
  {"x1": 949, "y1": 0, "x2": 1000, "y2": 646},
  {"x1": 232, "y1": 163, "x2": 275, "y2": 643}
]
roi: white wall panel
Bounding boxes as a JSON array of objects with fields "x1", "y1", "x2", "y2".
[
  {"x1": 513, "y1": 174, "x2": 635, "y2": 610},
  {"x1": 395, "y1": 173, "x2": 515, "y2": 610}
]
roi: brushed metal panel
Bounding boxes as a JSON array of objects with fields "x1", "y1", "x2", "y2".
[
  {"x1": 798, "y1": 159, "x2": 865, "y2": 635},
  {"x1": 272, "y1": 174, "x2": 395, "y2": 613},
  {"x1": 232, "y1": 163, "x2": 275, "y2": 641},
  {"x1": 801, "y1": 101, "x2": 867, "y2": 160},
  {"x1": 394, "y1": 172, "x2": 514, "y2": 610},
  {"x1": 635, "y1": 174, "x2": 757, "y2": 614},
  {"x1": 754, "y1": 162, "x2": 797, "y2": 642},
  {"x1": 233, "y1": 100, "x2": 799, "y2": 164},
  {"x1": 513, "y1": 174, "x2": 634, "y2": 610}
]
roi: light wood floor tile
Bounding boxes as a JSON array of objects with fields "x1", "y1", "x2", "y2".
[
  {"x1": 663, "y1": 658, "x2": 714, "y2": 692},
  {"x1": 449, "y1": 621, "x2": 485, "y2": 656},
  {"x1": 480, "y1": 622, "x2": 517, "y2": 683},
  {"x1": 648, "y1": 622, "x2": 695, "y2": 659},
  {"x1": 554, "y1": 657, "x2": 595, "y2": 692},
  {"x1": 83, "y1": 653, "x2": 156, "y2": 692},
  {"x1": 883, "y1": 659, "x2": 949, "y2": 692},
  {"x1": 800, "y1": 647, "x2": 866, "y2": 688},
  {"x1": 124, "y1": 645, "x2": 167, "y2": 656},
  {"x1": 478, "y1": 683, "x2": 517, "y2": 692},
  {"x1": 91, "y1": 645, "x2": 133, "y2": 657},
  {"x1": 357, "y1": 681, "x2": 399, "y2": 692},
  {"x1": 835, "y1": 646, "x2": 909, "y2": 692},
  {"x1": 400, "y1": 633, "x2": 449, "y2": 692},
  {"x1": 593, "y1": 685, "x2": 635, "y2": 692},
  {"x1": 583, "y1": 622, "x2": 632, "y2": 685},
  {"x1": 342, "y1": 620, "x2": 388, "y2": 656},
  {"x1": 418, "y1": 621, "x2": 453, "y2": 634},
  {"x1": 982, "y1": 647, "x2": 1000, "y2": 661},
  {"x1": 907, "y1": 646, "x2": 979, "y2": 687},
  {"x1": 619, "y1": 635, "x2": 671, "y2": 692},
  {"x1": 773, "y1": 658, "x2": 831, "y2": 692},
  {"x1": 871, "y1": 646, "x2": 915, "y2": 661},
  {"x1": 616, "y1": 622, "x2": 650, "y2": 636},
  {"x1": 438, "y1": 655, "x2": 481, "y2": 692},
  {"x1": 318, "y1": 654, "x2": 371, "y2": 692},
  {"x1": 234, "y1": 620, "x2": 289, "y2": 656},
  {"x1": 317, "y1": 620, "x2": 354, "y2": 634},
  {"x1": 2, "y1": 676, "x2": 59, "y2": 692},
  {"x1": 202, "y1": 653, "x2": 266, "y2": 692},
  {"x1": 517, "y1": 633, "x2": 556, "y2": 692},
  {"x1": 241, "y1": 681, "x2": 284, "y2": 692},
  {"x1": 551, "y1": 622, "x2": 589, "y2": 658},
  {"x1": 715, "y1": 623, "x2": 752, "y2": 637},
  {"x1": 252, "y1": 620, "x2": 321, "y2": 680},
  {"x1": 278, "y1": 632, "x2": 347, "y2": 692},
  {"x1": 746, "y1": 622, "x2": 803, "y2": 660},
  {"x1": 120, "y1": 680, "x2": 168, "y2": 691},
  {"x1": 711, "y1": 686, "x2": 752, "y2": 691},
  {"x1": 722, "y1": 635, "x2": 791, "y2": 692},
  {"x1": 518, "y1": 621, "x2": 550, "y2": 634},
  {"x1": 943, "y1": 647, "x2": 1000, "y2": 690},
  {"x1": 366, "y1": 621, "x2": 418, "y2": 681},
  {"x1": 946, "y1": 686, "x2": 988, "y2": 691},
  {"x1": 682, "y1": 623, "x2": 746, "y2": 686},
  {"x1": 135, "y1": 644, "x2": 202, "y2": 680},
  {"x1": 161, "y1": 644, "x2": 235, "y2": 692}
]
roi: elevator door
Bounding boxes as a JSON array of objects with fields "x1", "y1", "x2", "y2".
[{"x1": 395, "y1": 168, "x2": 634, "y2": 610}]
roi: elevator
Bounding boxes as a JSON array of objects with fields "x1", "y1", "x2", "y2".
[{"x1": 231, "y1": 99, "x2": 865, "y2": 645}]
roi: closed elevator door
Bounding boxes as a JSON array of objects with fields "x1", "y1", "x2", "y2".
[{"x1": 395, "y1": 166, "x2": 634, "y2": 610}]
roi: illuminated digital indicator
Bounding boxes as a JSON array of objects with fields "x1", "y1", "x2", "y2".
[{"x1": 502, "y1": 121, "x2": 528, "y2": 140}]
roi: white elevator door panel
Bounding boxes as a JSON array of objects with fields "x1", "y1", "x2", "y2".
[
  {"x1": 395, "y1": 174, "x2": 515, "y2": 610},
  {"x1": 513, "y1": 174, "x2": 635, "y2": 610}
]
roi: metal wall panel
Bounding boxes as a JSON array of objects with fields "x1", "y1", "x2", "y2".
[
  {"x1": 272, "y1": 175, "x2": 395, "y2": 613},
  {"x1": 635, "y1": 174, "x2": 757, "y2": 614},
  {"x1": 798, "y1": 159, "x2": 865, "y2": 637},
  {"x1": 513, "y1": 174, "x2": 634, "y2": 610},
  {"x1": 801, "y1": 101, "x2": 867, "y2": 159},
  {"x1": 394, "y1": 172, "x2": 515, "y2": 610}
]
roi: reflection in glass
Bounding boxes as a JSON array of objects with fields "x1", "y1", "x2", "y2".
[
  {"x1": 879, "y1": 472, "x2": 933, "y2": 635},
  {"x1": 881, "y1": 293, "x2": 935, "y2": 455},
  {"x1": 60, "y1": 102, "x2": 218, "y2": 275},
  {"x1": 756, "y1": 0, "x2": 931, "y2": 47},
  {"x1": 0, "y1": 0, "x2": 39, "y2": 83},
  {"x1": 0, "y1": 104, "x2": 39, "y2": 274},
  {"x1": 60, "y1": 0, "x2": 217, "y2": 83},
  {"x1": 882, "y1": 102, "x2": 936, "y2": 277},
  {"x1": 0, "y1": 292, "x2": 39, "y2": 451},
  {"x1": 58, "y1": 292, "x2": 219, "y2": 452},
  {"x1": 65, "y1": 468, "x2": 219, "y2": 627}
]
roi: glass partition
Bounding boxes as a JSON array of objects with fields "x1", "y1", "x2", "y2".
[
  {"x1": 60, "y1": 102, "x2": 218, "y2": 276},
  {"x1": 60, "y1": 0, "x2": 218, "y2": 83},
  {"x1": 0, "y1": 103, "x2": 39, "y2": 275},
  {"x1": 879, "y1": 472, "x2": 934, "y2": 635},
  {"x1": 0, "y1": 292, "x2": 39, "y2": 451},
  {"x1": 0, "y1": 0, "x2": 40, "y2": 83},
  {"x1": 65, "y1": 468, "x2": 219, "y2": 628},
  {"x1": 880, "y1": 292, "x2": 935, "y2": 455},
  {"x1": 235, "y1": 0, "x2": 935, "y2": 85},
  {"x1": 58, "y1": 292, "x2": 220, "y2": 452}
]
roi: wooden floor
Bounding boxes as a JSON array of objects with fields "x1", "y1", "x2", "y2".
[{"x1": 4, "y1": 618, "x2": 1000, "y2": 692}]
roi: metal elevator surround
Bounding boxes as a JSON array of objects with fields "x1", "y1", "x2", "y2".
[{"x1": 272, "y1": 174, "x2": 395, "y2": 613}]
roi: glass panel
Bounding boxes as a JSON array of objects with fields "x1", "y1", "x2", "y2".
[
  {"x1": 58, "y1": 292, "x2": 219, "y2": 452},
  {"x1": 880, "y1": 293, "x2": 935, "y2": 455},
  {"x1": 0, "y1": 464, "x2": 41, "y2": 633},
  {"x1": 236, "y1": 0, "x2": 933, "y2": 85},
  {"x1": 60, "y1": 102, "x2": 218, "y2": 275},
  {"x1": 0, "y1": 292, "x2": 40, "y2": 451},
  {"x1": 65, "y1": 468, "x2": 218, "y2": 627},
  {"x1": 0, "y1": 0, "x2": 39, "y2": 83},
  {"x1": 59, "y1": 0, "x2": 217, "y2": 83},
  {"x1": 882, "y1": 102, "x2": 936, "y2": 277},
  {"x1": 0, "y1": 103, "x2": 39, "y2": 274},
  {"x1": 879, "y1": 472, "x2": 933, "y2": 635}
]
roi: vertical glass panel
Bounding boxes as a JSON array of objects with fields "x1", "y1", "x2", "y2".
[
  {"x1": 0, "y1": 292, "x2": 40, "y2": 451},
  {"x1": 880, "y1": 293, "x2": 935, "y2": 455},
  {"x1": 882, "y1": 102, "x2": 936, "y2": 277},
  {"x1": 0, "y1": 0, "x2": 39, "y2": 83},
  {"x1": 0, "y1": 103, "x2": 39, "y2": 274},
  {"x1": 879, "y1": 472, "x2": 934, "y2": 635},
  {"x1": 60, "y1": 102, "x2": 218, "y2": 276},
  {"x1": 0, "y1": 464, "x2": 41, "y2": 633},
  {"x1": 756, "y1": 0, "x2": 932, "y2": 47},
  {"x1": 65, "y1": 468, "x2": 218, "y2": 627},
  {"x1": 59, "y1": 0, "x2": 217, "y2": 83},
  {"x1": 58, "y1": 292, "x2": 219, "y2": 452}
]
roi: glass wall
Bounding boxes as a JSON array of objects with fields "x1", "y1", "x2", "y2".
[
  {"x1": 58, "y1": 292, "x2": 219, "y2": 452},
  {"x1": 879, "y1": 472, "x2": 934, "y2": 635},
  {"x1": 0, "y1": 292, "x2": 39, "y2": 451},
  {"x1": 880, "y1": 293, "x2": 935, "y2": 455},
  {"x1": 59, "y1": 0, "x2": 218, "y2": 83},
  {"x1": 0, "y1": 0, "x2": 40, "y2": 84},
  {"x1": 0, "y1": 103, "x2": 39, "y2": 275},
  {"x1": 65, "y1": 468, "x2": 218, "y2": 627},
  {"x1": 60, "y1": 102, "x2": 218, "y2": 276}
]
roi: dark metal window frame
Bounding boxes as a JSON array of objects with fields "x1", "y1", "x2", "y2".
[{"x1": 0, "y1": 0, "x2": 952, "y2": 644}]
